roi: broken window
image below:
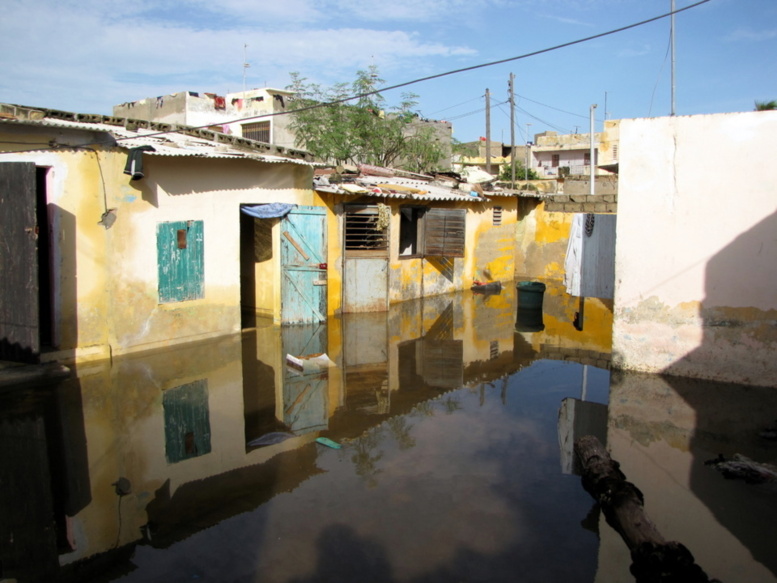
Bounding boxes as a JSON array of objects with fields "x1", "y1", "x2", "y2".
[
  {"x1": 344, "y1": 204, "x2": 389, "y2": 256},
  {"x1": 242, "y1": 121, "x2": 271, "y2": 142}
]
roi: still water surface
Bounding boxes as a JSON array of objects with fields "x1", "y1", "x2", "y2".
[{"x1": 2, "y1": 283, "x2": 776, "y2": 582}]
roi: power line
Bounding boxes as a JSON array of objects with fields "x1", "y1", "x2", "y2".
[
  {"x1": 428, "y1": 94, "x2": 486, "y2": 116},
  {"x1": 113, "y1": 0, "x2": 711, "y2": 142}
]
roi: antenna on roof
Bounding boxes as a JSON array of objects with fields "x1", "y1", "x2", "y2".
[{"x1": 243, "y1": 43, "x2": 251, "y2": 94}]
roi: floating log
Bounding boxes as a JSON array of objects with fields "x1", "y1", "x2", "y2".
[
  {"x1": 705, "y1": 453, "x2": 777, "y2": 484},
  {"x1": 574, "y1": 435, "x2": 719, "y2": 583}
]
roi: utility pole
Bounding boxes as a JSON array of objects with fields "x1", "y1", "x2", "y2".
[
  {"x1": 525, "y1": 123, "x2": 532, "y2": 180},
  {"x1": 509, "y1": 73, "x2": 515, "y2": 187},
  {"x1": 670, "y1": 0, "x2": 676, "y2": 115},
  {"x1": 589, "y1": 104, "x2": 597, "y2": 196},
  {"x1": 485, "y1": 89, "x2": 492, "y2": 174},
  {"x1": 242, "y1": 43, "x2": 250, "y2": 94}
]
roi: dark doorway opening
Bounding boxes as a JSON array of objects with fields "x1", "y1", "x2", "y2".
[{"x1": 36, "y1": 167, "x2": 54, "y2": 348}]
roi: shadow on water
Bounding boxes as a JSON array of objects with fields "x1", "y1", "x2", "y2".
[
  {"x1": 2, "y1": 279, "x2": 774, "y2": 582},
  {"x1": 605, "y1": 212, "x2": 777, "y2": 583}
]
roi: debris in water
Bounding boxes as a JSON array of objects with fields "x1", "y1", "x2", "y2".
[{"x1": 315, "y1": 437, "x2": 342, "y2": 449}]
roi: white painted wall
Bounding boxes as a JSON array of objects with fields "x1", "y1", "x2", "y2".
[{"x1": 612, "y1": 111, "x2": 777, "y2": 386}]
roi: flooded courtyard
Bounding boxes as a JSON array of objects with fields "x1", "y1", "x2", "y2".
[{"x1": 1, "y1": 282, "x2": 776, "y2": 583}]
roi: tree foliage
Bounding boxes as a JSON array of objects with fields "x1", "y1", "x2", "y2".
[
  {"x1": 286, "y1": 67, "x2": 444, "y2": 170},
  {"x1": 754, "y1": 100, "x2": 777, "y2": 111},
  {"x1": 498, "y1": 160, "x2": 539, "y2": 181}
]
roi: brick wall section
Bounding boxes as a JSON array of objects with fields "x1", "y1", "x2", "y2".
[
  {"x1": 543, "y1": 193, "x2": 617, "y2": 213},
  {"x1": 539, "y1": 345, "x2": 612, "y2": 369}
]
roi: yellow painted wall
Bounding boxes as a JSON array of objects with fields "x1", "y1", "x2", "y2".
[
  {"x1": 1, "y1": 127, "x2": 315, "y2": 362},
  {"x1": 316, "y1": 194, "x2": 519, "y2": 312},
  {"x1": 515, "y1": 198, "x2": 574, "y2": 282}
]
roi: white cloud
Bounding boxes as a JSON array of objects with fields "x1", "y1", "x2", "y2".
[
  {"x1": 0, "y1": 0, "x2": 478, "y2": 114},
  {"x1": 725, "y1": 28, "x2": 777, "y2": 42},
  {"x1": 618, "y1": 44, "x2": 651, "y2": 58}
]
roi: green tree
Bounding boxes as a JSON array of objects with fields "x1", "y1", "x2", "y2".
[
  {"x1": 754, "y1": 100, "x2": 777, "y2": 111},
  {"x1": 498, "y1": 160, "x2": 539, "y2": 181},
  {"x1": 286, "y1": 67, "x2": 443, "y2": 170}
]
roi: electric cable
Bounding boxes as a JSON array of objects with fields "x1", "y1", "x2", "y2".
[
  {"x1": 110, "y1": 0, "x2": 712, "y2": 142},
  {"x1": 0, "y1": 0, "x2": 713, "y2": 153}
]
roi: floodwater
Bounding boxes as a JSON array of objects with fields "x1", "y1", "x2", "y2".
[{"x1": 2, "y1": 281, "x2": 776, "y2": 583}]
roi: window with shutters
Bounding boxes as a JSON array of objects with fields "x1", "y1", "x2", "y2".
[
  {"x1": 157, "y1": 220, "x2": 204, "y2": 303},
  {"x1": 344, "y1": 204, "x2": 389, "y2": 257},
  {"x1": 398, "y1": 206, "x2": 465, "y2": 259},
  {"x1": 424, "y1": 208, "x2": 465, "y2": 258},
  {"x1": 242, "y1": 121, "x2": 271, "y2": 142}
]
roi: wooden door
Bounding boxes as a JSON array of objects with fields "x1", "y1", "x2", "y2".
[
  {"x1": 281, "y1": 206, "x2": 327, "y2": 324},
  {"x1": 0, "y1": 162, "x2": 39, "y2": 362}
]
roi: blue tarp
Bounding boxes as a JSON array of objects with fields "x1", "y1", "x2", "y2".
[{"x1": 240, "y1": 203, "x2": 296, "y2": 219}]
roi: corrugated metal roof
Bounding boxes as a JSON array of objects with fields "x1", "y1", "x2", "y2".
[
  {"x1": 0, "y1": 108, "x2": 315, "y2": 166},
  {"x1": 315, "y1": 174, "x2": 514, "y2": 203}
]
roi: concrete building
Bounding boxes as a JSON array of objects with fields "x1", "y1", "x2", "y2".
[
  {"x1": 113, "y1": 88, "x2": 297, "y2": 149},
  {"x1": 612, "y1": 110, "x2": 777, "y2": 387},
  {"x1": 531, "y1": 130, "x2": 611, "y2": 178}
]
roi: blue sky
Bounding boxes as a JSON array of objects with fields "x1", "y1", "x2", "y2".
[{"x1": 2, "y1": 0, "x2": 775, "y2": 143}]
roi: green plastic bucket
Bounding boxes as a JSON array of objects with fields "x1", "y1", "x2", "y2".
[{"x1": 517, "y1": 281, "x2": 546, "y2": 310}]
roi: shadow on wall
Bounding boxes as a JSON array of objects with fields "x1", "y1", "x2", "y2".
[
  {"x1": 658, "y1": 209, "x2": 777, "y2": 579},
  {"x1": 662, "y1": 209, "x2": 777, "y2": 386}
]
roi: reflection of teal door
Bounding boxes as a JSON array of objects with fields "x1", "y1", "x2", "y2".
[
  {"x1": 281, "y1": 207, "x2": 327, "y2": 324},
  {"x1": 282, "y1": 324, "x2": 328, "y2": 434}
]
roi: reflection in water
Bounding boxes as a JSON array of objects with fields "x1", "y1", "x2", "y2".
[{"x1": 1, "y1": 283, "x2": 774, "y2": 583}]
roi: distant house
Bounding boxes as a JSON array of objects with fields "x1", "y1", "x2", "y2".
[
  {"x1": 113, "y1": 88, "x2": 298, "y2": 149},
  {"x1": 531, "y1": 125, "x2": 619, "y2": 178},
  {"x1": 0, "y1": 102, "x2": 318, "y2": 364},
  {"x1": 114, "y1": 91, "x2": 454, "y2": 171}
]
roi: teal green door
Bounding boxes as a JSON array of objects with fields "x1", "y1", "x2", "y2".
[{"x1": 281, "y1": 207, "x2": 327, "y2": 324}]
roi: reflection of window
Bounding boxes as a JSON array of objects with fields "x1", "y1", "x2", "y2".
[
  {"x1": 398, "y1": 206, "x2": 465, "y2": 259},
  {"x1": 157, "y1": 220, "x2": 204, "y2": 303},
  {"x1": 163, "y1": 379, "x2": 211, "y2": 464},
  {"x1": 242, "y1": 121, "x2": 270, "y2": 142},
  {"x1": 344, "y1": 204, "x2": 389, "y2": 256}
]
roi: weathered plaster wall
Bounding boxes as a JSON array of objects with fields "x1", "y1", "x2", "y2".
[
  {"x1": 3, "y1": 131, "x2": 314, "y2": 360},
  {"x1": 515, "y1": 198, "x2": 573, "y2": 281},
  {"x1": 612, "y1": 111, "x2": 777, "y2": 386}
]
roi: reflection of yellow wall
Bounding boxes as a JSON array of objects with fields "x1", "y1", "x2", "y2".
[
  {"x1": 0, "y1": 128, "x2": 314, "y2": 361},
  {"x1": 60, "y1": 335, "x2": 319, "y2": 565},
  {"x1": 519, "y1": 280, "x2": 613, "y2": 355}
]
